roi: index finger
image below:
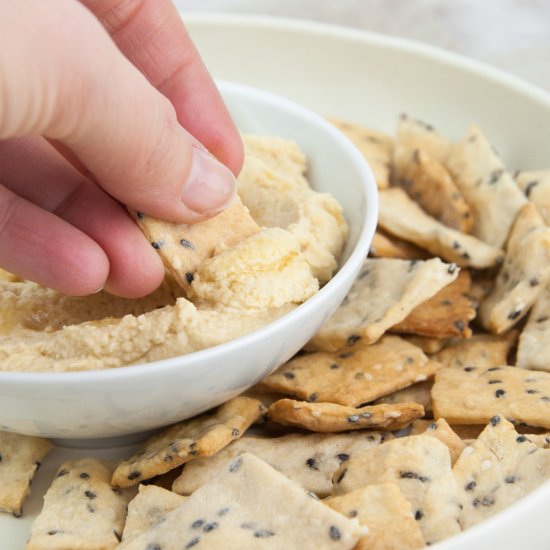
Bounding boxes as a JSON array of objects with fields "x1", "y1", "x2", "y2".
[{"x1": 82, "y1": 0, "x2": 244, "y2": 175}]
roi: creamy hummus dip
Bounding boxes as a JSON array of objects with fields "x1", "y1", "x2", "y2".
[{"x1": 0, "y1": 136, "x2": 348, "y2": 372}]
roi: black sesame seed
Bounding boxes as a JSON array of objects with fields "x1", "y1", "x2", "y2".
[
  {"x1": 347, "y1": 334, "x2": 361, "y2": 346},
  {"x1": 151, "y1": 241, "x2": 163, "y2": 249},
  {"x1": 524, "y1": 180, "x2": 539, "y2": 197},
  {"x1": 488, "y1": 380, "x2": 502, "y2": 385},
  {"x1": 217, "y1": 507, "x2": 230, "y2": 517},
  {"x1": 338, "y1": 352, "x2": 353, "y2": 359},
  {"x1": 145, "y1": 545, "x2": 161, "y2": 550},
  {"x1": 462, "y1": 251, "x2": 471, "y2": 260},
  {"x1": 127, "y1": 471, "x2": 141, "y2": 480},
  {"x1": 180, "y1": 239, "x2": 195, "y2": 250},
  {"x1": 349, "y1": 509, "x2": 358, "y2": 518},
  {"x1": 542, "y1": 396, "x2": 550, "y2": 402},
  {"x1": 282, "y1": 371, "x2": 295, "y2": 379},
  {"x1": 473, "y1": 496, "x2": 495, "y2": 507},
  {"x1": 169, "y1": 442, "x2": 179, "y2": 453},
  {"x1": 192, "y1": 520, "x2": 205, "y2": 529},
  {"x1": 447, "y1": 263, "x2": 458, "y2": 274},
  {"x1": 163, "y1": 454, "x2": 173, "y2": 462},
  {"x1": 487, "y1": 367, "x2": 501, "y2": 372},
  {"x1": 254, "y1": 529, "x2": 275, "y2": 538},
  {"x1": 489, "y1": 169, "x2": 503, "y2": 184},
  {"x1": 57, "y1": 469, "x2": 69, "y2": 478},
  {"x1": 330, "y1": 363, "x2": 340, "y2": 369},
  {"x1": 362, "y1": 411, "x2": 373, "y2": 419},
  {"x1": 505, "y1": 476, "x2": 517, "y2": 484},
  {"x1": 529, "y1": 278, "x2": 540, "y2": 287},
  {"x1": 84, "y1": 490, "x2": 96, "y2": 500},
  {"x1": 464, "y1": 367, "x2": 477, "y2": 372},
  {"x1": 336, "y1": 468, "x2": 348, "y2": 483},
  {"x1": 185, "y1": 537, "x2": 200, "y2": 548},
  {"x1": 229, "y1": 457, "x2": 243, "y2": 472},
  {"x1": 135, "y1": 211, "x2": 145, "y2": 219},
  {"x1": 87, "y1": 504, "x2": 95, "y2": 513},
  {"x1": 454, "y1": 320, "x2": 465, "y2": 331},
  {"x1": 400, "y1": 471, "x2": 430, "y2": 482},
  {"x1": 526, "y1": 389, "x2": 538, "y2": 394},
  {"x1": 47, "y1": 530, "x2": 59, "y2": 536},
  {"x1": 452, "y1": 241, "x2": 460, "y2": 250},
  {"x1": 537, "y1": 316, "x2": 549, "y2": 323},
  {"x1": 348, "y1": 415, "x2": 360, "y2": 423},
  {"x1": 336, "y1": 453, "x2": 350, "y2": 462},
  {"x1": 231, "y1": 428, "x2": 240, "y2": 438},
  {"x1": 185, "y1": 272, "x2": 194, "y2": 284},
  {"x1": 414, "y1": 510, "x2": 424, "y2": 521},
  {"x1": 465, "y1": 481, "x2": 477, "y2": 492},
  {"x1": 203, "y1": 522, "x2": 219, "y2": 532},
  {"x1": 495, "y1": 389, "x2": 506, "y2": 398},
  {"x1": 507, "y1": 309, "x2": 522, "y2": 320},
  {"x1": 307, "y1": 392, "x2": 319, "y2": 402},
  {"x1": 329, "y1": 526, "x2": 341, "y2": 541},
  {"x1": 306, "y1": 458, "x2": 319, "y2": 471},
  {"x1": 405, "y1": 356, "x2": 414, "y2": 365},
  {"x1": 79, "y1": 472, "x2": 90, "y2": 480},
  {"x1": 12, "y1": 510, "x2": 22, "y2": 518},
  {"x1": 517, "y1": 436, "x2": 528, "y2": 443},
  {"x1": 490, "y1": 415, "x2": 501, "y2": 426},
  {"x1": 428, "y1": 422, "x2": 437, "y2": 430}
]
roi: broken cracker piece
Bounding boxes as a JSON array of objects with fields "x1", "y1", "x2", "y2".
[
  {"x1": 122, "y1": 484, "x2": 186, "y2": 542},
  {"x1": 479, "y1": 202, "x2": 550, "y2": 333},
  {"x1": 446, "y1": 124, "x2": 527, "y2": 248},
  {"x1": 112, "y1": 396, "x2": 264, "y2": 487},
  {"x1": 327, "y1": 117, "x2": 393, "y2": 189},
  {"x1": 391, "y1": 269, "x2": 475, "y2": 338},
  {"x1": 332, "y1": 434, "x2": 462, "y2": 545},
  {"x1": 26, "y1": 458, "x2": 133, "y2": 550},
  {"x1": 410, "y1": 418, "x2": 466, "y2": 465},
  {"x1": 453, "y1": 416, "x2": 550, "y2": 529},
  {"x1": 432, "y1": 365, "x2": 550, "y2": 429},
  {"x1": 398, "y1": 148, "x2": 473, "y2": 233},
  {"x1": 267, "y1": 399, "x2": 424, "y2": 432},
  {"x1": 259, "y1": 335, "x2": 440, "y2": 407},
  {"x1": 172, "y1": 431, "x2": 391, "y2": 498},
  {"x1": 308, "y1": 257, "x2": 459, "y2": 351},
  {"x1": 134, "y1": 198, "x2": 260, "y2": 292},
  {"x1": 379, "y1": 188, "x2": 503, "y2": 268},
  {"x1": 0, "y1": 431, "x2": 52, "y2": 517},
  {"x1": 117, "y1": 453, "x2": 366, "y2": 550},
  {"x1": 325, "y1": 482, "x2": 426, "y2": 550}
]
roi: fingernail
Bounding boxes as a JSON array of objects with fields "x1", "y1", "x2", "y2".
[{"x1": 181, "y1": 147, "x2": 236, "y2": 214}]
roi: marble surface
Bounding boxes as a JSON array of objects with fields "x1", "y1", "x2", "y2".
[{"x1": 176, "y1": 0, "x2": 550, "y2": 93}]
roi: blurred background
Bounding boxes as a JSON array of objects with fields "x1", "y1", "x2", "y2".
[{"x1": 175, "y1": 0, "x2": 550, "y2": 92}]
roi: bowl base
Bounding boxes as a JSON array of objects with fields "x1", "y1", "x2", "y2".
[{"x1": 53, "y1": 428, "x2": 158, "y2": 449}]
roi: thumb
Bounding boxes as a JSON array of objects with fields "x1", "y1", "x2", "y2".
[{"x1": 0, "y1": 0, "x2": 237, "y2": 223}]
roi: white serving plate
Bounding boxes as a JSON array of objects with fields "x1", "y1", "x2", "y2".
[
  {"x1": 2, "y1": 14, "x2": 549, "y2": 549},
  {"x1": 182, "y1": 13, "x2": 550, "y2": 550}
]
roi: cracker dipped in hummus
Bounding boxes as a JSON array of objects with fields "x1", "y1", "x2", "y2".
[{"x1": 0, "y1": 136, "x2": 348, "y2": 373}]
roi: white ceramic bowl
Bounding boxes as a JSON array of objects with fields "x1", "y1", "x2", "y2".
[
  {"x1": 182, "y1": 14, "x2": 550, "y2": 550},
  {"x1": 0, "y1": 80, "x2": 377, "y2": 443}
]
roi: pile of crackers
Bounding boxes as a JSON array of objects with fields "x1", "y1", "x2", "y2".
[{"x1": 2, "y1": 116, "x2": 550, "y2": 549}]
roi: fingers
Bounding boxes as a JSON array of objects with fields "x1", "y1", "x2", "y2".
[
  {"x1": 0, "y1": 137, "x2": 165, "y2": 297},
  {"x1": 0, "y1": 0, "x2": 236, "y2": 223},
  {"x1": 82, "y1": 0, "x2": 244, "y2": 175}
]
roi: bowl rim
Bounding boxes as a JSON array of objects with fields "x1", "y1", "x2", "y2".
[
  {"x1": 184, "y1": 12, "x2": 550, "y2": 108},
  {"x1": 0, "y1": 79, "x2": 378, "y2": 383}
]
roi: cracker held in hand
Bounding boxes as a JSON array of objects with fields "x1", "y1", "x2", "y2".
[
  {"x1": 267, "y1": 399, "x2": 424, "y2": 432},
  {"x1": 432, "y1": 366, "x2": 550, "y2": 429},
  {"x1": 172, "y1": 431, "x2": 391, "y2": 498},
  {"x1": 327, "y1": 117, "x2": 393, "y2": 189},
  {"x1": 453, "y1": 416, "x2": 550, "y2": 529},
  {"x1": 397, "y1": 148, "x2": 473, "y2": 233},
  {"x1": 259, "y1": 335, "x2": 440, "y2": 406},
  {"x1": 26, "y1": 458, "x2": 133, "y2": 550},
  {"x1": 112, "y1": 396, "x2": 264, "y2": 487},
  {"x1": 516, "y1": 169, "x2": 550, "y2": 225},
  {"x1": 391, "y1": 269, "x2": 475, "y2": 338},
  {"x1": 479, "y1": 202, "x2": 550, "y2": 333},
  {"x1": 308, "y1": 257, "x2": 459, "y2": 351},
  {"x1": 332, "y1": 435, "x2": 462, "y2": 545},
  {"x1": 446, "y1": 124, "x2": 527, "y2": 248},
  {"x1": 432, "y1": 333, "x2": 517, "y2": 370},
  {"x1": 117, "y1": 453, "x2": 366, "y2": 550},
  {"x1": 134, "y1": 198, "x2": 260, "y2": 291},
  {"x1": 0, "y1": 431, "x2": 52, "y2": 517},
  {"x1": 517, "y1": 284, "x2": 550, "y2": 372},
  {"x1": 378, "y1": 188, "x2": 504, "y2": 268},
  {"x1": 122, "y1": 484, "x2": 186, "y2": 542},
  {"x1": 325, "y1": 482, "x2": 426, "y2": 550}
]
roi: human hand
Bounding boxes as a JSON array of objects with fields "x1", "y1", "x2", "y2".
[{"x1": 0, "y1": 0, "x2": 243, "y2": 297}]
